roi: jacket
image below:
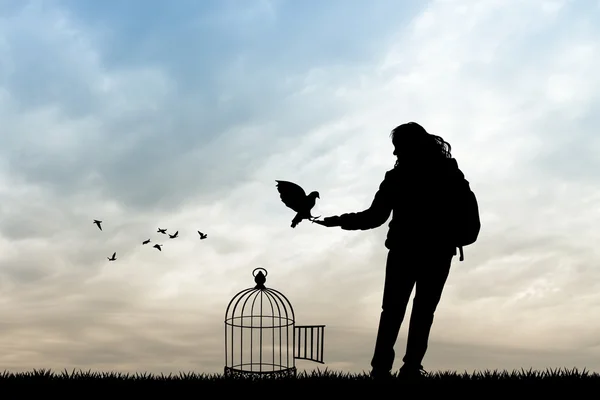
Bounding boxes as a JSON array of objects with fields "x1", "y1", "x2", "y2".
[{"x1": 335, "y1": 157, "x2": 464, "y2": 254}]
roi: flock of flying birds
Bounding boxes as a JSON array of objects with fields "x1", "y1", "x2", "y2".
[
  {"x1": 92, "y1": 219, "x2": 208, "y2": 261},
  {"x1": 89, "y1": 179, "x2": 319, "y2": 262}
]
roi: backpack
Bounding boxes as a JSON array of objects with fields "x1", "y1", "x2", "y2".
[{"x1": 446, "y1": 159, "x2": 481, "y2": 261}]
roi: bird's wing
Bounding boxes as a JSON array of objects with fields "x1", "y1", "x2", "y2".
[
  {"x1": 275, "y1": 180, "x2": 308, "y2": 213},
  {"x1": 112, "y1": 252, "x2": 116, "y2": 258}
]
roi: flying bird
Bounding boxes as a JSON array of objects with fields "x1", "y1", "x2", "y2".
[
  {"x1": 107, "y1": 252, "x2": 116, "y2": 261},
  {"x1": 142, "y1": 239, "x2": 151, "y2": 245},
  {"x1": 157, "y1": 228, "x2": 167, "y2": 234},
  {"x1": 93, "y1": 220, "x2": 102, "y2": 231},
  {"x1": 153, "y1": 244, "x2": 163, "y2": 251},
  {"x1": 169, "y1": 231, "x2": 179, "y2": 239},
  {"x1": 198, "y1": 231, "x2": 207, "y2": 240},
  {"x1": 275, "y1": 180, "x2": 320, "y2": 228}
]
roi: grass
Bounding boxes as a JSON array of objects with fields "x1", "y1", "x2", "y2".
[{"x1": 1, "y1": 367, "x2": 597, "y2": 394}]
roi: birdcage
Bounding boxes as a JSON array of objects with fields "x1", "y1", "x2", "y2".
[{"x1": 224, "y1": 268, "x2": 325, "y2": 378}]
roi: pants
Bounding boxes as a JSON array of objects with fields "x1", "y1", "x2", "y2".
[{"x1": 370, "y1": 247, "x2": 454, "y2": 371}]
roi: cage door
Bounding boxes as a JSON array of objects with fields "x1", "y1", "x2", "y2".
[{"x1": 293, "y1": 325, "x2": 325, "y2": 363}]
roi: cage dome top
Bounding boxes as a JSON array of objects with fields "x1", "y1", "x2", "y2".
[
  {"x1": 224, "y1": 267, "x2": 295, "y2": 322},
  {"x1": 254, "y1": 267, "x2": 267, "y2": 289}
]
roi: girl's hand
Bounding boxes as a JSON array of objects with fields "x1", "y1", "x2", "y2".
[{"x1": 312, "y1": 216, "x2": 341, "y2": 227}]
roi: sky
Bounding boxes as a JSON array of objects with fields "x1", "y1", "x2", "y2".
[{"x1": 1, "y1": 0, "x2": 599, "y2": 376}]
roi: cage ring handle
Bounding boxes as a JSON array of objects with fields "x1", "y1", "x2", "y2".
[{"x1": 252, "y1": 267, "x2": 268, "y2": 278}]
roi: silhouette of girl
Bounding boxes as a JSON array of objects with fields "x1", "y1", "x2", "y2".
[{"x1": 314, "y1": 122, "x2": 464, "y2": 380}]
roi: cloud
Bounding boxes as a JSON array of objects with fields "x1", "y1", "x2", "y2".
[{"x1": 1, "y1": 0, "x2": 600, "y2": 375}]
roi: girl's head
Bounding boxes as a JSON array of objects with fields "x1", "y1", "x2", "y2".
[{"x1": 390, "y1": 122, "x2": 452, "y2": 166}]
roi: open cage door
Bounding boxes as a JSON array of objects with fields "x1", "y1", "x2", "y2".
[{"x1": 294, "y1": 324, "x2": 325, "y2": 364}]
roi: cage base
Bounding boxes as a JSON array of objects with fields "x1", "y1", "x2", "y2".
[{"x1": 224, "y1": 366, "x2": 297, "y2": 379}]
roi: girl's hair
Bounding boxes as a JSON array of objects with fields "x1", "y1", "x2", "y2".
[{"x1": 390, "y1": 122, "x2": 452, "y2": 168}]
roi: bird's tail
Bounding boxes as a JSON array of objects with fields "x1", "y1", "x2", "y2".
[{"x1": 291, "y1": 213, "x2": 303, "y2": 228}]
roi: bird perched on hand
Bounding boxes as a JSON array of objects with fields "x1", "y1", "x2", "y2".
[
  {"x1": 198, "y1": 231, "x2": 207, "y2": 240},
  {"x1": 93, "y1": 220, "x2": 102, "y2": 231},
  {"x1": 153, "y1": 244, "x2": 163, "y2": 251},
  {"x1": 107, "y1": 252, "x2": 116, "y2": 261},
  {"x1": 275, "y1": 180, "x2": 320, "y2": 228}
]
